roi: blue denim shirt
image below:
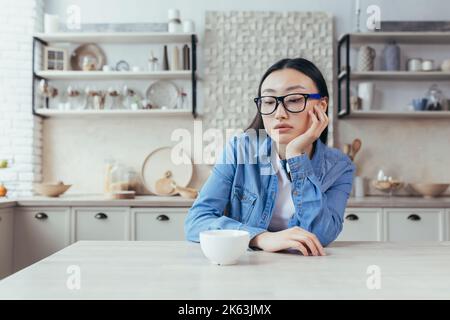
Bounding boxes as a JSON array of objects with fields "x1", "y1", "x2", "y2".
[{"x1": 184, "y1": 132, "x2": 355, "y2": 247}]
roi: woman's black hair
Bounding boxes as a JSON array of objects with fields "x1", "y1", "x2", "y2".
[{"x1": 246, "y1": 58, "x2": 329, "y2": 145}]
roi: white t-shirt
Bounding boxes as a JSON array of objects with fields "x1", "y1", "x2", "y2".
[{"x1": 268, "y1": 153, "x2": 295, "y2": 232}]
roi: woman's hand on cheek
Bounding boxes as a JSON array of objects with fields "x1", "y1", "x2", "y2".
[
  {"x1": 249, "y1": 226, "x2": 326, "y2": 256},
  {"x1": 286, "y1": 105, "x2": 328, "y2": 159}
]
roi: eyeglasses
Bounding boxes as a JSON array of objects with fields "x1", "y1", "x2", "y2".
[{"x1": 254, "y1": 93, "x2": 322, "y2": 115}]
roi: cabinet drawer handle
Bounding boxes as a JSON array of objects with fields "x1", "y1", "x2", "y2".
[
  {"x1": 156, "y1": 214, "x2": 170, "y2": 221},
  {"x1": 35, "y1": 212, "x2": 48, "y2": 220},
  {"x1": 407, "y1": 214, "x2": 421, "y2": 221},
  {"x1": 95, "y1": 213, "x2": 108, "y2": 220},
  {"x1": 345, "y1": 214, "x2": 359, "y2": 221}
]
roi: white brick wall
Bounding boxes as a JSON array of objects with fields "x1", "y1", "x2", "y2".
[{"x1": 0, "y1": 0, "x2": 44, "y2": 198}]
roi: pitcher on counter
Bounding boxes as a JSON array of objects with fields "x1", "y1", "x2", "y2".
[{"x1": 185, "y1": 58, "x2": 355, "y2": 256}]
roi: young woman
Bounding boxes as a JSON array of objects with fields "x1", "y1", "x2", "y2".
[{"x1": 185, "y1": 58, "x2": 355, "y2": 256}]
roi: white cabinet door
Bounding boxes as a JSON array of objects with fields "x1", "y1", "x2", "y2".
[
  {"x1": 0, "y1": 208, "x2": 14, "y2": 279},
  {"x1": 384, "y1": 208, "x2": 445, "y2": 241},
  {"x1": 445, "y1": 209, "x2": 450, "y2": 241},
  {"x1": 132, "y1": 208, "x2": 187, "y2": 241},
  {"x1": 336, "y1": 208, "x2": 383, "y2": 241},
  {"x1": 72, "y1": 207, "x2": 130, "y2": 241},
  {"x1": 13, "y1": 207, "x2": 70, "y2": 272}
]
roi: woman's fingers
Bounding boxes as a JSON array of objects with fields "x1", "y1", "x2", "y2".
[
  {"x1": 306, "y1": 232, "x2": 326, "y2": 256},
  {"x1": 294, "y1": 235, "x2": 320, "y2": 256},
  {"x1": 288, "y1": 240, "x2": 309, "y2": 256},
  {"x1": 291, "y1": 229, "x2": 326, "y2": 256}
]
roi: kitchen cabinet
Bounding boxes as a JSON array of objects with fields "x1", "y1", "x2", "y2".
[
  {"x1": 72, "y1": 207, "x2": 130, "y2": 241},
  {"x1": 384, "y1": 208, "x2": 445, "y2": 241},
  {"x1": 446, "y1": 209, "x2": 450, "y2": 241},
  {"x1": 0, "y1": 208, "x2": 14, "y2": 279},
  {"x1": 13, "y1": 207, "x2": 71, "y2": 272},
  {"x1": 336, "y1": 208, "x2": 383, "y2": 241},
  {"x1": 131, "y1": 208, "x2": 187, "y2": 241}
]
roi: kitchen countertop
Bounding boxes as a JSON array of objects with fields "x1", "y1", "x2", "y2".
[
  {"x1": 1, "y1": 195, "x2": 450, "y2": 208},
  {"x1": 0, "y1": 199, "x2": 16, "y2": 209},
  {"x1": 0, "y1": 241, "x2": 449, "y2": 299},
  {"x1": 347, "y1": 195, "x2": 450, "y2": 208}
]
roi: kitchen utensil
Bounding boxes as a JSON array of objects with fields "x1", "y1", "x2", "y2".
[
  {"x1": 183, "y1": 20, "x2": 195, "y2": 33},
  {"x1": 353, "y1": 176, "x2": 365, "y2": 198},
  {"x1": 372, "y1": 178, "x2": 403, "y2": 197},
  {"x1": 407, "y1": 58, "x2": 422, "y2": 71},
  {"x1": 168, "y1": 9, "x2": 182, "y2": 33},
  {"x1": 146, "y1": 80, "x2": 179, "y2": 109},
  {"x1": 171, "y1": 181, "x2": 198, "y2": 199},
  {"x1": 109, "y1": 190, "x2": 136, "y2": 200},
  {"x1": 422, "y1": 59, "x2": 435, "y2": 71},
  {"x1": 412, "y1": 98, "x2": 428, "y2": 111},
  {"x1": 155, "y1": 170, "x2": 176, "y2": 195},
  {"x1": 44, "y1": 14, "x2": 59, "y2": 33},
  {"x1": 115, "y1": 60, "x2": 130, "y2": 71},
  {"x1": 408, "y1": 183, "x2": 449, "y2": 198},
  {"x1": 199, "y1": 230, "x2": 250, "y2": 265},
  {"x1": 350, "y1": 138, "x2": 362, "y2": 161},
  {"x1": 70, "y1": 43, "x2": 106, "y2": 71},
  {"x1": 34, "y1": 181, "x2": 71, "y2": 197},
  {"x1": 358, "y1": 82, "x2": 374, "y2": 110},
  {"x1": 141, "y1": 146, "x2": 193, "y2": 196},
  {"x1": 342, "y1": 144, "x2": 351, "y2": 158},
  {"x1": 441, "y1": 59, "x2": 450, "y2": 72},
  {"x1": 170, "y1": 46, "x2": 180, "y2": 71},
  {"x1": 425, "y1": 84, "x2": 445, "y2": 111}
]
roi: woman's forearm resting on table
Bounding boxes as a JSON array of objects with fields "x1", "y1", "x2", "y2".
[{"x1": 184, "y1": 144, "x2": 355, "y2": 251}]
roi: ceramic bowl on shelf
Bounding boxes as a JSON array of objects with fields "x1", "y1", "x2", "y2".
[
  {"x1": 408, "y1": 183, "x2": 449, "y2": 198},
  {"x1": 34, "y1": 181, "x2": 71, "y2": 197}
]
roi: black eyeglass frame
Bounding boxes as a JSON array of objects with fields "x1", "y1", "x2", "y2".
[{"x1": 253, "y1": 93, "x2": 322, "y2": 115}]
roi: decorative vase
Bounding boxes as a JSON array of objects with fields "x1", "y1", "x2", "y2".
[
  {"x1": 357, "y1": 45, "x2": 376, "y2": 71},
  {"x1": 382, "y1": 41, "x2": 400, "y2": 71}
]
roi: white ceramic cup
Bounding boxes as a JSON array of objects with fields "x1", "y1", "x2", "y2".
[
  {"x1": 102, "y1": 65, "x2": 111, "y2": 72},
  {"x1": 132, "y1": 66, "x2": 141, "y2": 72},
  {"x1": 407, "y1": 58, "x2": 422, "y2": 71},
  {"x1": 183, "y1": 20, "x2": 195, "y2": 33},
  {"x1": 354, "y1": 176, "x2": 365, "y2": 198},
  {"x1": 200, "y1": 230, "x2": 250, "y2": 265},
  {"x1": 44, "y1": 14, "x2": 59, "y2": 33},
  {"x1": 358, "y1": 82, "x2": 374, "y2": 111},
  {"x1": 422, "y1": 59, "x2": 434, "y2": 71}
]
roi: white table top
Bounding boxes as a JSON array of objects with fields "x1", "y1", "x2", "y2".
[{"x1": 1, "y1": 241, "x2": 449, "y2": 300}]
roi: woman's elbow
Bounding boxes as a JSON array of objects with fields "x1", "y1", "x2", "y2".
[{"x1": 184, "y1": 211, "x2": 200, "y2": 242}]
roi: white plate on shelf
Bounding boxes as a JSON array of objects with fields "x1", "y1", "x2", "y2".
[
  {"x1": 145, "y1": 80, "x2": 179, "y2": 109},
  {"x1": 141, "y1": 146, "x2": 193, "y2": 196}
]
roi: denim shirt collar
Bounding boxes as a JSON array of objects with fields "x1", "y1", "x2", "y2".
[{"x1": 254, "y1": 134, "x2": 325, "y2": 177}]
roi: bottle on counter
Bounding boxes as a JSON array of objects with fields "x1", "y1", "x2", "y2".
[{"x1": 103, "y1": 158, "x2": 116, "y2": 194}]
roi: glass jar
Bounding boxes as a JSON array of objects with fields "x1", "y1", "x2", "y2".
[
  {"x1": 103, "y1": 158, "x2": 115, "y2": 194},
  {"x1": 109, "y1": 162, "x2": 130, "y2": 192},
  {"x1": 126, "y1": 167, "x2": 140, "y2": 192},
  {"x1": 105, "y1": 87, "x2": 122, "y2": 110},
  {"x1": 425, "y1": 84, "x2": 445, "y2": 111}
]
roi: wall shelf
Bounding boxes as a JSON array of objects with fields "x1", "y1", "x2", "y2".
[
  {"x1": 337, "y1": 32, "x2": 450, "y2": 118},
  {"x1": 340, "y1": 110, "x2": 450, "y2": 119},
  {"x1": 35, "y1": 70, "x2": 193, "y2": 80},
  {"x1": 32, "y1": 32, "x2": 198, "y2": 118},
  {"x1": 34, "y1": 109, "x2": 192, "y2": 119},
  {"x1": 339, "y1": 70, "x2": 450, "y2": 81},
  {"x1": 33, "y1": 32, "x2": 193, "y2": 44},
  {"x1": 338, "y1": 32, "x2": 450, "y2": 45}
]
